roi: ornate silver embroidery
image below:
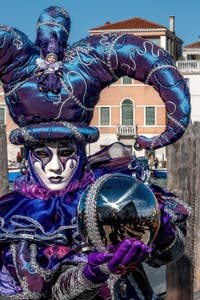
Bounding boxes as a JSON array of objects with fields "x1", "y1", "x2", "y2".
[
  {"x1": 0, "y1": 214, "x2": 76, "y2": 243},
  {"x1": 145, "y1": 65, "x2": 177, "y2": 84},
  {"x1": 52, "y1": 263, "x2": 101, "y2": 299},
  {"x1": 62, "y1": 121, "x2": 85, "y2": 141},
  {"x1": 126, "y1": 273, "x2": 145, "y2": 300},
  {"x1": 6, "y1": 244, "x2": 42, "y2": 300},
  {"x1": 99, "y1": 263, "x2": 111, "y2": 274},
  {"x1": 157, "y1": 226, "x2": 184, "y2": 255},
  {"x1": 21, "y1": 127, "x2": 38, "y2": 143},
  {"x1": 84, "y1": 174, "x2": 113, "y2": 251},
  {"x1": 0, "y1": 25, "x2": 24, "y2": 49},
  {"x1": 4, "y1": 78, "x2": 29, "y2": 97},
  {"x1": 36, "y1": 22, "x2": 69, "y2": 35},
  {"x1": 163, "y1": 196, "x2": 191, "y2": 221},
  {"x1": 29, "y1": 244, "x2": 53, "y2": 280},
  {"x1": 60, "y1": 78, "x2": 94, "y2": 112},
  {"x1": 149, "y1": 135, "x2": 160, "y2": 150},
  {"x1": 101, "y1": 33, "x2": 122, "y2": 80},
  {"x1": 107, "y1": 274, "x2": 120, "y2": 300},
  {"x1": 167, "y1": 113, "x2": 186, "y2": 130}
]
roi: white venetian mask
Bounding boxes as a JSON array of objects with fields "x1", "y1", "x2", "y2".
[{"x1": 29, "y1": 140, "x2": 79, "y2": 191}]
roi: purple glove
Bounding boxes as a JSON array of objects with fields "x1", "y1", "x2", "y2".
[
  {"x1": 154, "y1": 203, "x2": 175, "y2": 251},
  {"x1": 83, "y1": 251, "x2": 112, "y2": 284},
  {"x1": 107, "y1": 238, "x2": 152, "y2": 273},
  {"x1": 83, "y1": 238, "x2": 152, "y2": 283}
]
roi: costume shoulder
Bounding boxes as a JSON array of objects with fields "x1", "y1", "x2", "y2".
[
  {"x1": 88, "y1": 142, "x2": 133, "y2": 178},
  {"x1": 0, "y1": 189, "x2": 80, "y2": 245}
]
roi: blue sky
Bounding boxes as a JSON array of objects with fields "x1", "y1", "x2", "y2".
[{"x1": 0, "y1": 0, "x2": 198, "y2": 46}]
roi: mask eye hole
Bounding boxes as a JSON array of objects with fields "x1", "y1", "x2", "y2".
[
  {"x1": 33, "y1": 148, "x2": 50, "y2": 159},
  {"x1": 57, "y1": 148, "x2": 74, "y2": 157}
]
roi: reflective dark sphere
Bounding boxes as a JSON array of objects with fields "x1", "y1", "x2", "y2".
[{"x1": 77, "y1": 174, "x2": 160, "y2": 251}]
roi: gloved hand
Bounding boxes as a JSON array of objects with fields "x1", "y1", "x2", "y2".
[
  {"x1": 153, "y1": 203, "x2": 175, "y2": 251},
  {"x1": 83, "y1": 238, "x2": 152, "y2": 283},
  {"x1": 83, "y1": 251, "x2": 112, "y2": 284},
  {"x1": 107, "y1": 238, "x2": 152, "y2": 273}
]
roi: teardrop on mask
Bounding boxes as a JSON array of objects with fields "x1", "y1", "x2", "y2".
[{"x1": 70, "y1": 159, "x2": 74, "y2": 169}]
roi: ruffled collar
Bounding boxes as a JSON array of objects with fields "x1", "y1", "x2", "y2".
[{"x1": 14, "y1": 170, "x2": 95, "y2": 201}]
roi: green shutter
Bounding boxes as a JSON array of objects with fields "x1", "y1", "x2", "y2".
[
  {"x1": 146, "y1": 107, "x2": 155, "y2": 125},
  {"x1": 100, "y1": 107, "x2": 110, "y2": 125},
  {"x1": 0, "y1": 108, "x2": 5, "y2": 124}
]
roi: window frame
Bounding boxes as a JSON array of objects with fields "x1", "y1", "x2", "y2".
[
  {"x1": 145, "y1": 106, "x2": 156, "y2": 126},
  {"x1": 121, "y1": 99, "x2": 134, "y2": 126},
  {"x1": 0, "y1": 106, "x2": 6, "y2": 125},
  {"x1": 99, "y1": 106, "x2": 111, "y2": 126},
  {"x1": 122, "y1": 76, "x2": 132, "y2": 85}
]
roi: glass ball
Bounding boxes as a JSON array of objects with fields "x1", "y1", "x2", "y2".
[{"x1": 77, "y1": 173, "x2": 160, "y2": 251}]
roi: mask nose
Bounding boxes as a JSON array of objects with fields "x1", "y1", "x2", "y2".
[{"x1": 48, "y1": 154, "x2": 63, "y2": 174}]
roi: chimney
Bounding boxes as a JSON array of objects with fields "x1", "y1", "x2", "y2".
[{"x1": 169, "y1": 15, "x2": 175, "y2": 33}]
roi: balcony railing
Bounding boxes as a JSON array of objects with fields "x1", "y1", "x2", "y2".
[
  {"x1": 176, "y1": 60, "x2": 200, "y2": 72},
  {"x1": 117, "y1": 125, "x2": 137, "y2": 137}
]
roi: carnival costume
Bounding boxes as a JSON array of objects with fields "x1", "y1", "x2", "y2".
[{"x1": 0, "y1": 6, "x2": 190, "y2": 300}]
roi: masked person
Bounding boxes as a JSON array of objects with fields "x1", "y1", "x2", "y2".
[{"x1": 0, "y1": 6, "x2": 190, "y2": 300}]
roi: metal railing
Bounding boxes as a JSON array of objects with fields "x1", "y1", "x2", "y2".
[
  {"x1": 117, "y1": 125, "x2": 137, "y2": 136},
  {"x1": 176, "y1": 60, "x2": 200, "y2": 72}
]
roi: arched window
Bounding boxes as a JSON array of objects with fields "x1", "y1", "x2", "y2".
[{"x1": 121, "y1": 99, "x2": 134, "y2": 125}]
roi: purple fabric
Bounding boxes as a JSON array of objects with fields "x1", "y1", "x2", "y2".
[
  {"x1": 150, "y1": 183, "x2": 188, "y2": 250},
  {"x1": 37, "y1": 69, "x2": 62, "y2": 94},
  {"x1": 35, "y1": 7, "x2": 70, "y2": 60},
  {"x1": 83, "y1": 252, "x2": 112, "y2": 283},
  {"x1": 0, "y1": 265, "x2": 21, "y2": 295},
  {"x1": 14, "y1": 169, "x2": 94, "y2": 200},
  {"x1": 107, "y1": 238, "x2": 152, "y2": 273},
  {"x1": 9, "y1": 123, "x2": 100, "y2": 145},
  {"x1": 153, "y1": 203, "x2": 175, "y2": 250},
  {"x1": 46, "y1": 36, "x2": 59, "y2": 54},
  {"x1": 15, "y1": 241, "x2": 44, "y2": 293},
  {"x1": 151, "y1": 183, "x2": 189, "y2": 223},
  {"x1": 83, "y1": 238, "x2": 152, "y2": 283}
]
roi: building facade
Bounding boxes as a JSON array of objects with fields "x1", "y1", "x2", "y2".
[
  {"x1": 88, "y1": 16, "x2": 183, "y2": 163},
  {"x1": 176, "y1": 41, "x2": 200, "y2": 123},
  {"x1": 0, "y1": 86, "x2": 22, "y2": 163}
]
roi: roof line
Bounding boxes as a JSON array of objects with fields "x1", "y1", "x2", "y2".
[
  {"x1": 91, "y1": 16, "x2": 165, "y2": 29},
  {"x1": 89, "y1": 28, "x2": 167, "y2": 33}
]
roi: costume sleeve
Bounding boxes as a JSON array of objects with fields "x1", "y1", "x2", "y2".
[
  {"x1": 149, "y1": 225, "x2": 185, "y2": 267},
  {"x1": 51, "y1": 263, "x2": 102, "y2": 300},
  {"x1": 147, "y1": 185, "x2": 189, "y2": 267}
]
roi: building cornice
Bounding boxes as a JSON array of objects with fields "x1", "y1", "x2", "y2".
[{"x1": 89, "y1": 28, "x2": 167, "y2": 34}]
